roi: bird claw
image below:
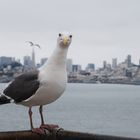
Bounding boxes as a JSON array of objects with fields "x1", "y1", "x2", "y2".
[
  {"x1": 40, "y1": 124, "x2": 59, "y2": 131},
  {"x1": 32, "y1": 128, "x2": 47, "y2": 135}
]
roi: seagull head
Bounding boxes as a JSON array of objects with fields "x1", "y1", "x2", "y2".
[{"x1": 57, "y1": 32, "x2": 72, "y2": 48}]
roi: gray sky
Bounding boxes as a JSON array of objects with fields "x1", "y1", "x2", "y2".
[{"x1": 0, "y1": 0, "x2": 140, "y2": 68}]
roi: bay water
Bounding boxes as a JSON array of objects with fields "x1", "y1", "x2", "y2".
[{"x1": 0, "y1": 83, "x2": 140, "y2": 138}]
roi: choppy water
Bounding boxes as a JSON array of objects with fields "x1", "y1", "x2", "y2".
[{"x1": 0, "y1": 83, "x2": 140, "y2": 138}]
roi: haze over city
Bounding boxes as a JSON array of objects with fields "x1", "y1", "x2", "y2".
[{"x1": 0, "y1": 0, "x2": 140, "y2": 68}]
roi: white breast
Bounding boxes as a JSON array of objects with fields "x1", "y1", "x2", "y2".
[{"x1": 21, "y1": 68, "x2": 67, "y2": 107}]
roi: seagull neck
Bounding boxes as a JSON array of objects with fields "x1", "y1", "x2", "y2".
[{"x1": 45, "y1": 45, "x2": 68, "y2": 69}]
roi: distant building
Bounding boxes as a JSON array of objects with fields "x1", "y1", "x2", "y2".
[
  {"x1": 103, "y1": 61, "x2": 107, "y2": 69},
  {"x1": 23, "y1": 56, "x2": 32, "y2": 66},
  {"x1": 66, "y1": 59, "x2": 73, "y2": 74},
  {"x1": 106, "y1": 64, "x2": 111, "y2": 71},
  {"x1": 112, "y1": 58, "x2": 117, "y2": 69},
  {"x1": 0, "y1": 56, "x2": 14, "y2": 66},
  {"x1": 86, "y1": 63, "x2": 95, "y2": 72},
  {"x1": 125, "y1": 54, "x2": 132, "y2": 67},
  {"x1": 40, "y1": 58, "x2": 48, "y2": 66},
  {"x1": 72, "y1": 65, "x2": 81, "y2": 73}
]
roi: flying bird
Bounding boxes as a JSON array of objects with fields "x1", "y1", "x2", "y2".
[
  {"x1": 0, "y1": 32, "x2": 72, "y2": 134},
  {"x1": 27, "y1": 41, "x2": 41, "y2": 49}
]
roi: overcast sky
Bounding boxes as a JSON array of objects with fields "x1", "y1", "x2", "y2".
[{"x1": 0, "y1": 0, "x2": 140, "y2": 68}]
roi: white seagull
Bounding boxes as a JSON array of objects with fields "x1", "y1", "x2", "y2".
[
  {"x1": 27, "y1": 41, "x2": 41, "y2": 49},
  {"x1": 0, "y1": 32, "x2": 72, "y2": 134}
]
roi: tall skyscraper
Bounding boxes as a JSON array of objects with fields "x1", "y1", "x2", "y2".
[
  {"x1": 66, "y1": 59, "x2": 73, "y2": 73},
  {"x1": 112, "y1": 58, "x2": 117, "y2": 69},
  {"x1": 126, "y1": 54, "x2": 131, "y2": 67},
  {"x1": 103, "y1": 61, "x2": 107, "y2": 69},
  {"x1": 32, "y1": 47, "x2": 36, "y2": 68}
]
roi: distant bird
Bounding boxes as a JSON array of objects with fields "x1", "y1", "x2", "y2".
[
  {"x1": 27, "y1": 41, "x2": 41, "y2": 49},
  {"x1": 0, "y1": 32, "x2": 72, "y2": 134}
]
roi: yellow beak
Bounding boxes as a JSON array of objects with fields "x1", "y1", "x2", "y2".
[{"x1": 63, "y1": 36, "x2": 69, "y2": 45}]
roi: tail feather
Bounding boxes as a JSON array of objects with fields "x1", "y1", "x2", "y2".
[{"x1": 0, "y1": 95, "x2": 11, "y2": 105}]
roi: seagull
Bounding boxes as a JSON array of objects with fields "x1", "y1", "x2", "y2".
[
  {"x1": 0, "y1": 32, "x2": 72, "y2": 134},
  {"x1": 27, "y1": 41, "x2": 41, "y2": 49}
]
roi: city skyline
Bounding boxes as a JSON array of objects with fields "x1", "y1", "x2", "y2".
[
  {"x1": 1, "y1": 53, "x2": 140, "y2": 84},
  {"x1": 0, "y1": 53, "x2": 139, "y2": 70},
  {"x1": 0, "y1": 0, "x2": 140, "y2": 68}
]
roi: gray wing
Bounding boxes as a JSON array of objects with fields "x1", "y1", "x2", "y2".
[
  {"x1": 27, "y1": 41, "x2": 34, "y2": 46},
  {"x1": 34, "y1": 44, "x2": 41, "y2": 49},
  {"x1": 4, "y1": 70, "x2": 40, "y2": 103}
]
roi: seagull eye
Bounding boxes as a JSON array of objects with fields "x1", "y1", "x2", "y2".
[
  {"x1": 59, "y1": 33, "x2": 62, "y2": 37},
  {"x1": 69, "y1": 35, "x2": 72, "y2": 38}
]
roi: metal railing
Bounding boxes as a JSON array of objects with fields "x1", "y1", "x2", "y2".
[{"x1": 0, "y1": 128, "x2": 140, "y2": 140}]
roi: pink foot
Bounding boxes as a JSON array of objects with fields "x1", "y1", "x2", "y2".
[
  {"x1": 40, "y1": 124, "x2": 59, "y2": 131},
  {"x1": 32, "y1": 128, "x2": 46, "y2": 135}
]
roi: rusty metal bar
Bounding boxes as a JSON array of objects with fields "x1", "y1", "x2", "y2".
[
  {"x1": 56, "y1": 129, "x2": 140, "y2": 140},
  {"x1": 0, "y1": 129, "x2": 139, "y2": 140},
  {"x1": 0, "y1": 130, "x2": 50, "y2": 140}
]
